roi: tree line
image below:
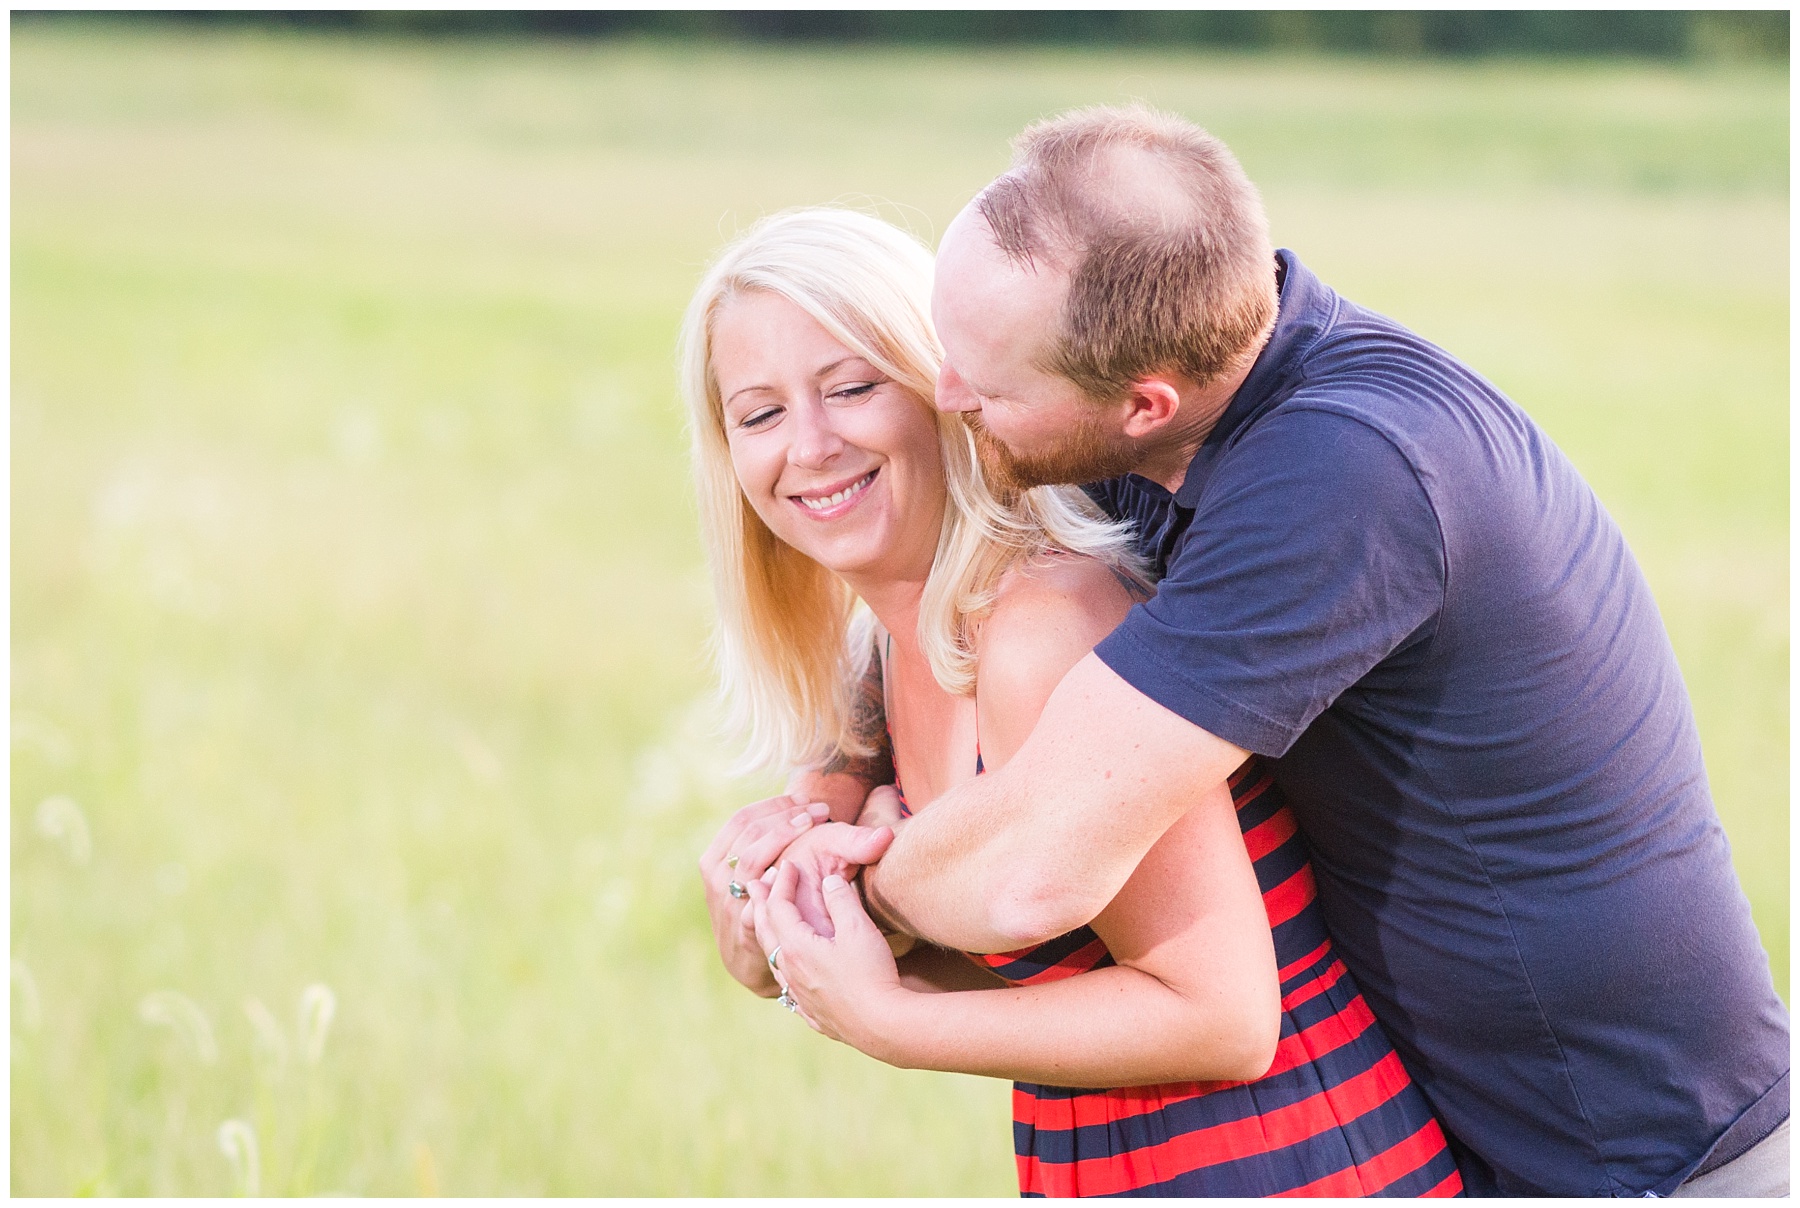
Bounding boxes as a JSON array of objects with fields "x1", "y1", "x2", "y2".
[{"x1": 17, "y1": 10, "x2": 1790, "y2": 61}]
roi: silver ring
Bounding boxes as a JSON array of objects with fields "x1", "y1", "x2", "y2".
[
  {"x1": 777, "y1": 991, "x2": 797, "y2": 1012},
  {"x1": 727, "y1": 880, "x2": 747, "y2": 900},
  {"x1": 767, "y1": 945, "x2": 782, "y2": 973}
]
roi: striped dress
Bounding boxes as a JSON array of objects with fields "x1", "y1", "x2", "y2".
[{"x1": 967, "y1": 758, "x2": 1464, "y2": 1198}]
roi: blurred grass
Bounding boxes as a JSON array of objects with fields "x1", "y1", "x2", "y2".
[{"x1": 10, "y1": 24, "x2": 1787, "y2": 1196}]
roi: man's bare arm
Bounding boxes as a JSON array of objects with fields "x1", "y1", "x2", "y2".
[
  {"x1": 862, "y1": 652, "x2": 1249, "y2": 953},
  {"x1": 787, "y1": 645, "x2": 894, "y2": 823}
]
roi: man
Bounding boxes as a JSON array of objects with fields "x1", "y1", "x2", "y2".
[{"x1": 766, "y1": 104, "x2": 1787, "y2": 1195}]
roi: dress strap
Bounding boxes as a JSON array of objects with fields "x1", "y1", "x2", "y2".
[
  {"x1": 974, "y1": 705, "x2": 984, "y2": 776},
  {"x1": 880, "y1": 632, "x2": 913, "y2": 816}
]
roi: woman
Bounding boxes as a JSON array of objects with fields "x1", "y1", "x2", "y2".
[{"x1": 683, "y1": 207, "x2": 1462, "y2": 1197}]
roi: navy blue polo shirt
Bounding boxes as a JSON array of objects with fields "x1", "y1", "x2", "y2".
[{"x1": 1088, "y1": 250, "x2": 1789, "y2": 1197}]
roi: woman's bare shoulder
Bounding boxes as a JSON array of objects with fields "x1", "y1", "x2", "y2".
[
  {"x1": 974, "y1": 553, "x2": 1139, "y2": 751},
  {"x1": 985, "y1": 551, "x2": 1137, "y2": 649}
]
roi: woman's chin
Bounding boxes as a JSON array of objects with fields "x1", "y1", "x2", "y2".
[
  {"x1": 772, "y1": 511, "x2": 882, "y2": 573},
  {"x1": 791, "y1": 532, "x2": 903, "y2": 582},
  {"x1": 771, "y1": 503, "x2": 929, "y2": 585},
  {"x1": 804, "y1": 544, "x2": 887, "y2": 580}
]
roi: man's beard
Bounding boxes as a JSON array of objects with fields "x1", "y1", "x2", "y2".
[{"x1": 962, "y1": 409, "x2": 1143, "y2": 505}]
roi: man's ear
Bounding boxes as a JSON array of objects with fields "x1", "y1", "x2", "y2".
[{"x1": 1120, "y1": 377, "x2": 1183, "y2": 439}]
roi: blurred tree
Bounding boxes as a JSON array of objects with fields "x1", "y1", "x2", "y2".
[{"x1": 15, "y1": 9, "x2": 1789, "y2": 61}]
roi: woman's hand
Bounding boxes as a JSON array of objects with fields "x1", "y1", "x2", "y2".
[
  {"x1": 699, "y1": 794, "x2": 831, "y2": 996},
  {"x1": 751, "y1": 861, "x2": 911, "y2": 1058},
  {"x1": 758, "y1": 820, "x2": 894, "y2": 935}
]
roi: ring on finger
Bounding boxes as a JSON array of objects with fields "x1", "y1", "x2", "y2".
[
  {"x1": 767, "y1": 944, "x2": 782, "y2": 974},
  {"x1": 777, "y1": 991, "x2": 798, "y2": 1012},
  {"x1": 727, "y1": 880, "x2": 747, "y2": 900},
  {"x1": 726, "y1": 853, "x2": 738, "y2": 870}
]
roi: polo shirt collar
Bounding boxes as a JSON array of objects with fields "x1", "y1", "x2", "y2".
[{"x1": 1172, "y1": 248, "x2": 1334, "y2": 508}]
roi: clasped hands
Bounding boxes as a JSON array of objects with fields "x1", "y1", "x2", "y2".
[{"x1": 698, "y1": 787, "x2": 912, "y2": 1044}]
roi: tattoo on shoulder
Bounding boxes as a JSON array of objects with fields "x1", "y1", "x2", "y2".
[{"x1": 822, "y1": 645, "x2": 895, "y2": 786}]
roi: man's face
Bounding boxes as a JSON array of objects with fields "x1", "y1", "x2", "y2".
[{"x1": 932, "y1": 206, "x2": 1141, "y2": 497}]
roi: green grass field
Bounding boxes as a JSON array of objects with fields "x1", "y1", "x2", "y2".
[{"x1": 11, "y1": 24, "x2": 1787, "y2": 1196}]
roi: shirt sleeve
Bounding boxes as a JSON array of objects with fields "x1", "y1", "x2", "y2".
[{"x1": 1094, "y1": 407, "x2": 1445, "y2": 757}]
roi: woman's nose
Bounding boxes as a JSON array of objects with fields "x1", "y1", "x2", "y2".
[{"x1": 788, "y1": 400, "x2": 846, "y2": 468}]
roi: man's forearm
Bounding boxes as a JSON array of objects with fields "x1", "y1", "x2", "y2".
[
  {"x1": 858, "y1": 858, "x2": 910, "y2": 937},
  {"x1": 858, "y1": 773, "x2": 1038, "y2": 952},
  {"x1": 860, "y1": 654, "x2": 1251, "y2": 954},
  {"x1": 857, "y1": 820, "x2": 909, "y2": 935}
]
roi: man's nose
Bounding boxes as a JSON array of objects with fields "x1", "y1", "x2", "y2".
[{"x1": 935, "y1": 363, "x2": 981, "y2": 413}]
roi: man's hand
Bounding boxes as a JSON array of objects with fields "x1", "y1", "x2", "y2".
[
  {"x1": 761, "y1": 820, "x2": 893, "y2": 936},
  {"x1": 699, "y1": 793, "x2": 831, "y2": 995},
  {"x1": 853, "y1": 784, "x2": 908, "y2": 830}
]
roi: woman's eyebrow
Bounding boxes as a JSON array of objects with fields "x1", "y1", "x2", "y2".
[
  {"x1": 725, "y1": 357, "x2": 875, "y2": 407},
  {"x1": 812, "y1": 356, "x2": 862, "y2": 379},
  {"x1": 724, "y1": 383, "x2": 777, "y2": 406}
]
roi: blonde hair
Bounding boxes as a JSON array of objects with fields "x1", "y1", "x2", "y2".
[{"x1": 677, "y1": 207, "x2": 1145, "y2": 775}]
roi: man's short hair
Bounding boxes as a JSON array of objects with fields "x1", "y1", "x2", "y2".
[{"x1": 977, "y1": 104, "x2": 1278, "y2": 400}]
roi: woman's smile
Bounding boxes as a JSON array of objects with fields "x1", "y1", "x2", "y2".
[{"x1": 793, "y1": 468, "x2": 878, "y2": 518}]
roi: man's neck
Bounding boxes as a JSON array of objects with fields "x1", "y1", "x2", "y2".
[{"x1": 1134, "y1": 347, "x2": 1262, "y2": 495}]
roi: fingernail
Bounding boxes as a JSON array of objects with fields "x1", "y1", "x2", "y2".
[
  {"x1": 822, "y1": 874, "x2": 847, "y2": 891},
  {"x1": 790, "y1": 812, "x2": 812, "y2": 828},
  {"x1": 761, "y1": 866, "x2": 778, "y2": 884},
  {"x1": 806, "y1": 802, "x2": 830, "y2": 820}
]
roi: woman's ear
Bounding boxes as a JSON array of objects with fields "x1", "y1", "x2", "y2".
[{"x1": 1120, "y1": 377, "x2": 1183, "y2": 438}]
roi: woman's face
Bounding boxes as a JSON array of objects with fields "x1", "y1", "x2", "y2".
[{"x1": 712, "y1": 289, "x2": 946, "y2": 586}]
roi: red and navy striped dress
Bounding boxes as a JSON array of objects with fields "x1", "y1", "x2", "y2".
[{"x1": 969, "y1": 758, "x2": 1464, "y2": 1198}]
